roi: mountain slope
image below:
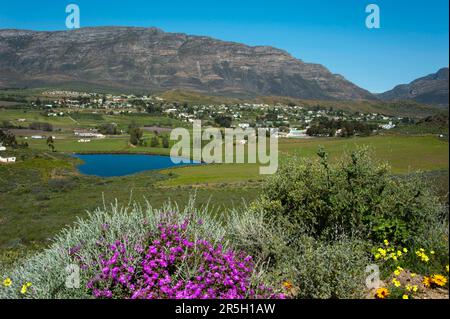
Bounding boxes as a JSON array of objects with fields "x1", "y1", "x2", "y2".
[
  {"x1": 0, "y1": 27, "x2": 375, "y2": 101},
  {"x1": 379, "y1": 68, "x2": 449, "y2": 107}
]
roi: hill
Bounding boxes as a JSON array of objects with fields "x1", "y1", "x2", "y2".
[{"x1": 0, "y1": 27, "x2": 375, "y2": 101}]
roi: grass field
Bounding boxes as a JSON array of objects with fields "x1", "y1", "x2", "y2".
[
  {"x1": 1, "y1": 105, "x2": 448, "y2": 267},
  {"x1": 158, "y1": 135, "x2": 449, "y2": 186},
  {"x1": 0, "y1": 108, "x2": 185, "y2": 131}
]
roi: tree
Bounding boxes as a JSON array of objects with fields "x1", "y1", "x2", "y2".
[
  {"x1": 46, "y1": 136, "x2": 55, "y2": 152},
  {"x1": 128, "y1": 120, "x2": 144, "y2": 146},
  {"x1": 162, "y1": 135, "x2": 170, "y2": 148},
  {"x1": 129, "y1": 128, "x2": 144, "y2": 146},
  {"x1": 0, "y1": 129, "x2": 18, "y2": 148},
  {"x1": 150, "y1": 135, "x2": 160, "y2": 147},
  {"x1": 214, "y1": 115, "x2": 232, "y2": 128},
  {"x1": 98, "y1": 123, "x2": 119, "y2": 135}
]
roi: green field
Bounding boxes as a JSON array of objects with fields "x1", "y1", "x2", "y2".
[
  {"x1": 0, "y1": 108, "x2": 185, "y2": 131},
  {"x1": 1, "y1": 104, "x2": 449, "y2": 267},
  {"x1": 158, "y1": 135, "x2": 449, "y2": 186}
]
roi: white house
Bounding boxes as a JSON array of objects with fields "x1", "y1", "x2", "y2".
[
  {"x1": 31, "y1": 135, "x2": 44, "y2": 139},
  {"x1": 238, "y1": 123, "x2": 250, "y2": 129},
  {"x1": 380, "y1": 121, "x2": 396, "y2": 130},
  {"x1": 286, "y1": 128, "x2": 308, "y2": 138},
  {"x1": 0, "y1": 156, "x2": 16, "y2": 163},
  {"x1": 74, "y1": 131, "x2": 105, "y2": 138},
  {"x1": 78, "y1": 139, "x2": 91, "y2": 143},
  {"x1": 0, "y1": 145, "x2": 6, "y2": 151}
]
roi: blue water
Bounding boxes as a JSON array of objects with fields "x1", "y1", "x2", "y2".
[{"x1": 73, "y1": 154, "x2": 199, "y2": 177}]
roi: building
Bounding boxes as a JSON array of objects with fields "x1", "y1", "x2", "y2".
[
  {"x1": 286, "y1": 128, "x2": 308, "y2": 138},
  {"x1": 238, "y1": 123, "x2": 250, "y2": 129},
  {"x1": 380, "y1": 121, "x2": 396, "y2": 130},
  {"x1": 0, "y1": 155, "x2": 16, "y2": 163},
  {"x1": 74, "y1": 130, "x2": 105, "y2": 138}
]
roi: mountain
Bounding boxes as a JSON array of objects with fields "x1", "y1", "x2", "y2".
[
  {"x1": 0, "y1": 27, "x2": 375, "y2": 101},
  {"x1": 379, "y1": 68, "x2": 449, "y2": 107}
]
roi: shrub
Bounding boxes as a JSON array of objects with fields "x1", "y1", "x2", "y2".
[
  {"x1": 227, "y1": 208, "x2": 370, "y2": 299},
  {"x1": 253, "y1": 147, "x2": 442, "y2": 245},
  {"x1": 0, "y1": 200, "x2": 281, "y2": 299},
  {"x1": 88, "y1": 217, "x2": 280, "y2": 299}
]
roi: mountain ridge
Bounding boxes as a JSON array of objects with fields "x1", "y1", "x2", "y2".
[
  {"x1": 379, "y1": 67, "x2": 449, "y2": 107},
  {"x1": 0, "y1": 26, "x2": 375, "y2": 101}
]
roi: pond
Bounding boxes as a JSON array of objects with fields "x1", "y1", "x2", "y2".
[{"x1": 73, "y1": 154, "x2": 199, "y2": 177}]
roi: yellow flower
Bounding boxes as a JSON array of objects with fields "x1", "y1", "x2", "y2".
[
  {"x1": 375, "y1": 287, "x2": 389, "y2": 299},
  {"x1": 411, "y1": 273, "x2": 417, "y2": 277},
  {"x1": 397, "y1": 250, "x2": 402, "y2": 257},
  {"x1": 402, "y1": 294, "x2": 409, "y2": 299},
  {"x1": 392, "y1": 278, "x2": 401, "y2": 287},
  {"x1": 446, "y1": 265, "x2": 449, "y2": 273},
  {"x1": 403, "y1": 248, "x2": 408, "y2": 253},
  {"x1": 412, "y1": 285, "x2": 418, "y2": 292},
  {"x1": 384, "y1": 239, "x2": 389, "y2": 246},
  {"x1": 20, "y1": 284, "x2": 27, "y2": 294},
  {"x1": 416, "y1": 250, "x2": 430, "y2": 262},
  {"x1": 26, "y1": 282, "x2": 32, "y2": 288},
  {"x1": 423, "y1": 276, "x2": 432, "y2": 288},
  {"x1": 430, "y1": 250, "x2": 435, "y2": 255},
  {"x1": 431, "y1": 274, "x2": 447, "y2": 287},
  {"x1": 283, "y1": 281, "x2": 293, "y2": 290},
  {"x1": 374, "y1": 253, "x2": 381, "y2": 260},
  {"x1": 378, "y1": 248, "x2": 387, "y2": 257},
  {"x1": 394, "y1": 266, "x2": 404, "y2": 276},
  {"x1": 3, "y1": 278, "x2": 12, "y2": 287},
  {"x1": 405, "y1": 284, "x2": 412, "y2": 292}
]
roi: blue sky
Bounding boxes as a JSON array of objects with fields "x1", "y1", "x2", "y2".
[{"x1": 0, "y1": 0, "x2": 448, "y2": 92}]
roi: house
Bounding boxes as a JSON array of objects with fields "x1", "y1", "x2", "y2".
[
  {"x1": 74, "y1": 130, "x2": 105, "y2": 138},
  {"x1": 380, "y1": 121, "x2": 396, "y2": 130},
  {"x1": 0, "y1": 145, "x2": 6, "y2": 151},
  {"x1": 0, "y1": 156, "x2": 16, "y2": 163},
  {"x1": 286, "y1": 128, "x2": 308, "y2": 138},
  {"x1": 238, "y1": 123, "x2": 250, "y2": 129},
  {"x1": 31, "y1": 135, "x2": 44, "y2": 139},
  {"x1": 78, "y1": 139, "x2": 91, "y2": 143}
]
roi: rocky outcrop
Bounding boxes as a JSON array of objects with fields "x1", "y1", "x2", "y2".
[{"x1": 379, "y1": 68, "x2": 449, "y2": 107}]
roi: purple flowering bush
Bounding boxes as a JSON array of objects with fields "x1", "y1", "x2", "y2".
[{"x1": 87, "y1": 218, "x2": 283, "y2": 299}]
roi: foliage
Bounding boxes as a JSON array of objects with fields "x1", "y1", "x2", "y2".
[
  {"x1": 214, "y1": 115, "x2": 232, "y2": 128},
  {"x1": 253, "y1": 147, "x2": 443, "y2": 244},
  {"x1": 0, "y1": 129, "x2": 18, "y2": 148},
  {"x1": 128, "y1": 121, "x2": 144, "y2": 146},
  {"x1": 0, "y1": 199, "x2": 281, "y2": 299},
  {"x1": 150, "y1": 135, "x2": 160, "y2": 147},
  {"x1": 29, "y1": 122, "x2": 53, "y2": 131},
  {"x1": 88, "y1": 216, "x2": 281, "y2": 299},
  {"x1": 227, "y1": 207, "x2": 370, "y2": 298}
]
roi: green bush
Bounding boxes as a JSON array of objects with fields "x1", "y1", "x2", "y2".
[
  {"x1": 227, "y1": 207, "x2": 370, "y2": 298},
  {"x1": 0, "y1": 199, "x2": 273, "y2": 299},
  {"x1": 254, "y1": 147, "x2": 442, "y2": 245}
]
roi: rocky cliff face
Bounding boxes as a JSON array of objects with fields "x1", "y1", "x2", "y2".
[
  {"x1": 379, "y1": 68, "x2": 449, "y2": 107},
  {"x1": 0, "y1": 27, "x2": 375, "y2": 100}
]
